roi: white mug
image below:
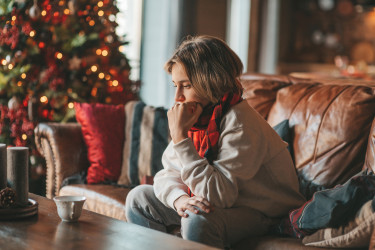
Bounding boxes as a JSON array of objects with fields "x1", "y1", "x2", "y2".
[{"x1": 53, "y1": 196, "x2": 86, "y2": 222}]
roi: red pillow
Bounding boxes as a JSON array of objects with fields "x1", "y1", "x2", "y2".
[{"x1": 75, "y1": 103, "x2": 125, "y2": 184}]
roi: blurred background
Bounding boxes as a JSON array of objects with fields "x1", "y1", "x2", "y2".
[{"x1": 120, "y1": 0, "x2": 375, "y2": 107}]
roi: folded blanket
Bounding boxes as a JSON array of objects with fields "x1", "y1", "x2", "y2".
[{"x1": 272, "y1": 169, "x2": 375, "y2": 238}]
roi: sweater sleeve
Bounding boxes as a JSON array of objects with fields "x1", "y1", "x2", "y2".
[
  {"x1": 153, "y1": 142, "x2": 189, "y2": 209},
  {"x1": 174, "y1": 110, "x2": 268, "y2": 208}
]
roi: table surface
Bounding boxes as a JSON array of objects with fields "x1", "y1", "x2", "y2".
[{"x1": 0, "y1": 193, "x2": 217, "y2": 250}]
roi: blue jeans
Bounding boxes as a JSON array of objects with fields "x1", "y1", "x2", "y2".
[{"x1": 125, "y1": 185, "x2": 272, "y2": 249}]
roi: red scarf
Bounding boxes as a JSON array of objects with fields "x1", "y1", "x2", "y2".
[{"x1": 187, "y1": 92, "x2": 242, "y2": 196}]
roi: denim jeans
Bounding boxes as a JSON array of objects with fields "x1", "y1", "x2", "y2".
[{"x1": 125, "y1": 185, "x2": 272, "y2": 249}]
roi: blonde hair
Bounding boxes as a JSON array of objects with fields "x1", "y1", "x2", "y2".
[{"x1": 164, "y1": 35, "x2": 243, "y2": 104}]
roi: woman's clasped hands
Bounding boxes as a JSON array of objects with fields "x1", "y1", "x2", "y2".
[{"x1": 174, "y1": 195, "x2": 214, "y2": 218}]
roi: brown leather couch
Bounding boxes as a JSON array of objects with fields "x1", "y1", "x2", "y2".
[{"x1": 34, "y1": 73, "x2": 375, "y2": 249}]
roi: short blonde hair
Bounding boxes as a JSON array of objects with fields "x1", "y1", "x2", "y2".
[{"x1": 165, "y1": 35, "x2": 243, "y2": 104}]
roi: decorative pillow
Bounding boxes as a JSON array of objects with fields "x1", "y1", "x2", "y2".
[
  {"x1": 302, "y1": 199, "x2": 375, "y2": 248},
  {"x1": 117, "y1": 101, "x2": 170, "y2": 186},
  {"x1": 75, "y1": 102, "x2": 125, "y2": 184}
]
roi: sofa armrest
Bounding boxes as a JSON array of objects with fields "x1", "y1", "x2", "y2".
[{"x1": 34, "y1": 123, "x2": 90, "y2": 198}]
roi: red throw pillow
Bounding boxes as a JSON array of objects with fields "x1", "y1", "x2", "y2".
[{"x1": 75, "y1": 102, "x2": 125, "y2": 184}]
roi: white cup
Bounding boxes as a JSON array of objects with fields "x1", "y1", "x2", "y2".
[{"x1": 53, "y1": 196, "x2": 86, "y2": 222}]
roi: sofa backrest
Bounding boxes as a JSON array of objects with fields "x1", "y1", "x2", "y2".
[
  {"x1": 114, "y1": 73, "x2": 374, "y2": 195},
  {"x1": 240, "y1": 73, "x2": 375, "y2": 197}
]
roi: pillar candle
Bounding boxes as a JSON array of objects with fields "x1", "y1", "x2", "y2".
[
  {"x1": 0, "y1": 144, "x2": 6, "y2": 190},
  {"x1": 7, "y1": 147, "x2": 29, "y2": 206}
]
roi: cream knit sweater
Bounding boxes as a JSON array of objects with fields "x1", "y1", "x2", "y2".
[{"x1": 154, "y1": 101, "x2": 305, "y2": 218}]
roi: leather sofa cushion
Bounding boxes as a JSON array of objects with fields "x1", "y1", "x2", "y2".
[
  {"x1": 267, "y1": 83, "x2": 375, "y2": 189},
  {"x1": 241, "y1": 76, "x2": 291, "y2": 119},
  {"x1": 240, "y1": 73, "x2": 315, "y2": 120},
  {"x1": 59, "y1": 184, "x2": 130, "y2": 221}
]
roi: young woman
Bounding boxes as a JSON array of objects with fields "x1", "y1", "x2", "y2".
[{"x1": 125, "y1": 35, "x2": 305, "y2": 248}]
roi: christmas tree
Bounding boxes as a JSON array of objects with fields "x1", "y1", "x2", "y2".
[{"x1": 0, "y1": 0, "x2": 138, "y2": 194}]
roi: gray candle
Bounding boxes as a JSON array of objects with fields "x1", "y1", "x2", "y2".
[
  {"x1": 7, "y1": 147, "x2": 29, "y2": 206},
  {"x1": 0, "y1": 144, "x2": 6, "y2": 190}
]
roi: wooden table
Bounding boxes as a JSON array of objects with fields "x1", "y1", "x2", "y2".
[{"x1": 0, "y1": 193, "x2": 217, "y2": 250}]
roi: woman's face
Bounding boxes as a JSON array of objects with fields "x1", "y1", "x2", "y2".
[{"x1": 171, "y1": 62, "x2": 210, "y2": 107}]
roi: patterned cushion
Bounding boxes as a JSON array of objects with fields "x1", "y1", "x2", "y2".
[{"x1": 117, "y1": 101, "x2": 170, "y2": 186}]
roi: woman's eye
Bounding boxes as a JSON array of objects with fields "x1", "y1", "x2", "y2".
[{"x1": 183, "y1": 84, "x2": 191, "y2": 88}]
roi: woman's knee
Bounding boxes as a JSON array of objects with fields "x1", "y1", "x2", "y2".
[
  {"x1": 181, "y1": 211, "x2": 220, "y2": 242},
  {"x1": 125, "y1": 184, "x2": 154, "y2": 208},
  {"x1": 125, "y1": 185, "x2": 155, "y2": 220}
]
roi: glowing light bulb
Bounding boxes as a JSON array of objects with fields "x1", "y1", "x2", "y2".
[
  {"x1": 22, "y1": 134, "x2": 27, "y2": 140},
  {"x1": 98, "y1": 10, "x2": 104, "y2": 16},
  {"x1": 29, "y1": 30, "x2": 36, "y2": 37},
  {"x1": 98, "y1": 1, "x2": 103, "y2": 7},
  {"x1": 91, "y1": 87, "x2": 97, "y2": 97},
  {"x1": 102, "y1": 50, "x2": 108, "y2": 56},
  {"x1": 112, "y1": 80, "x2": 119, "y2": 86},
  {"x1": 8, "y1": 64, "x2": 13, "y2": 70},
  {"x1": 40, "y1": 96, "x2": 48, "y2": 103},
  {"x1": 56, "y1": 52, "x2": 63, "y2": 59},
  {"x1": 96, "y1": 49, "x2": 102, "y2": 55},
  {"x1": 68, "y1": 102, "x2": 74, "y2": 109},
  {"x1": 91, "y1": 65, "x2": 98, "y2": 72},
  {"x1": 98, "y1": 73, "x2": 105, "y2": 79},
  {"x1": 21, "y1": 73, "x2": 26, "y2": 79},
  {"x1": 41, "y1": 10, "x2": 47, "y2": 16}
]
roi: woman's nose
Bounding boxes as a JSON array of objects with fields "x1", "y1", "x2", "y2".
[{"x1": 174, "y1": 88, "x2": 185, "y2": 102}]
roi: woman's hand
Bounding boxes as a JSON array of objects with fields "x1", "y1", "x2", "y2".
[
  {"x1": 168, "y1": 102, "x2": 203, "y2": 144},
  {"x1": 173, "y1": 195, "x2": 214, "y2": 218}
]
